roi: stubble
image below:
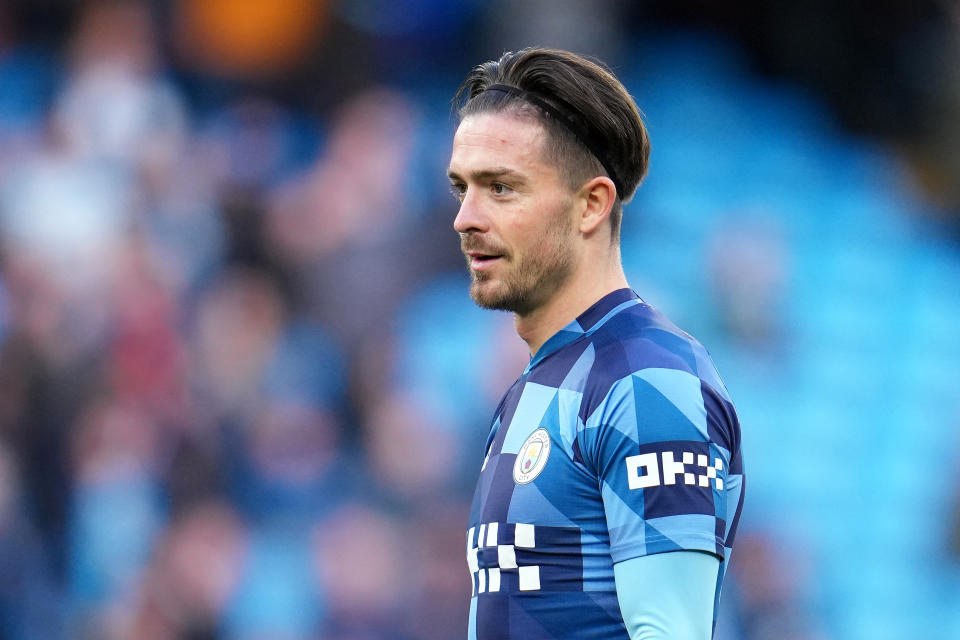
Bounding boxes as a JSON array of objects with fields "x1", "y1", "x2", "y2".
[{"x1": 464, "y1": 203, "x2": 575, "y2": 316}]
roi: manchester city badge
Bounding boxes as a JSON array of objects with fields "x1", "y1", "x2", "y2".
[{"x1": 513, "y1": 428, "x2": 551, "y2": 484}]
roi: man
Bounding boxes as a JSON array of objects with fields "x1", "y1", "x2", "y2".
[{"x1": 447, "y1": 48, "x2": 745, "y2": 640}]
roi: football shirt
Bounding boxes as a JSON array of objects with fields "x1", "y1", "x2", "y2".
[{"x1": 466, "y1": 288, "x2": 744, "y2": 639}]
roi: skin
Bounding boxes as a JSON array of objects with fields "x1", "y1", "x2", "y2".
[{"x1": 448, "y1": 111, "x2": 628, "y2": 356}]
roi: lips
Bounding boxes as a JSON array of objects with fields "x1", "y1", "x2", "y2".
[
  {"x1": 465, "y1": 250, "x2": 504, "y2": 271},
  {"x1": 466, "y1": 251, "x2": 503, "y2": 261}
]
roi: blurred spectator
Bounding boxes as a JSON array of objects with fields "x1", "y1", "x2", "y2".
[
  {"x1": 405, "y1": 499, "x2": 473, "y2": 640},
  {"x1": 108, "y1": 239, "x2": 190, "y2": 423},
  {"x1": 0, "y1": 133, "x2": 133, "y2": 302},
  {"x1": 228, "y1": 398, "x2": 346, "y2": 524},
  {"x1": 189, "y1": 269, "x2": 286, "y2": 421},
  {"x1": 197, "y1": 97, "x2": 319, "y2": 192},
  {"x1": 123, "y1": 501, "x2": 247, "y2": 640},
  {"x1": 265, "y1": 88, "x2": 432, "y2": 349},
  {"x1": 312, "y1": 503, "x2": 413, "y2": 639},
  {"x1": 363, "y1": 389, "x2": 460, "y2": 501},
  {"x1": 220, "y1": 520, "x2": 319, "y2": 640},
  {"x1": 68, "y1": 396, "x2": 166, "y2": 638},
  {"x1": 56, "y1": 0, "x2": 186, "y2": 165}
]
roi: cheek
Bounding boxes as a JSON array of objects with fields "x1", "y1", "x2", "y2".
[
  {"x1": 499, "y1": 195, "x2": 574, "y2": 251},
  {"x1": 491, "y1": 210, "x2": 532, "y2": 250},
  {"x1": 539, "y1": 200, "x2": 576, "y2": 243}
]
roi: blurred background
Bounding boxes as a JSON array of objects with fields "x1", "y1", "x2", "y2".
[{"x1": 0, "y1": 1, "x2": 958, "y2": 639}]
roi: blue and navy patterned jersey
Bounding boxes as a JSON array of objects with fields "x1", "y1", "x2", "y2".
[{"x1": 466, "y1": 288, "x2": 744, "y2": 639}]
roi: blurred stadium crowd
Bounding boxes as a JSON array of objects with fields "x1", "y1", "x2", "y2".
[{"x1": 0, "y1": 1, "x2": 958, "y2": 640}]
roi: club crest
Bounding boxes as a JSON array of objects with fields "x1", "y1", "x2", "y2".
[{"x1": 514, "y1": 428, "x2": 551, "y2": 484}]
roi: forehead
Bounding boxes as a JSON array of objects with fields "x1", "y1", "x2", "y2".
[{"x1": 449, "y1": 112, "x2": 552, "y2": 178}]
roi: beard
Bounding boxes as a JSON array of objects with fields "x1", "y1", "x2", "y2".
[{"x1": 462, "y1": 207, "x2": 575, "y2": 316}]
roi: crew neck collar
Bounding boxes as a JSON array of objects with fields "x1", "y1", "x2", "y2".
[{"x1": 524, "y1": 288, "x2": 642, "y2": 373}]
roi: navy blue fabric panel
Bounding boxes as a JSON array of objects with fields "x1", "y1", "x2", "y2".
[
  {"x1": 476, "y1": 595, "x2": 510, "y2": 639},
  {"x1": 571, "y1": 438, "x2": 584, "y2": 465},
  {"x1": 527, "y1": 338, "x2": 591, "y2": 388},
  {"x1": 577, "y1": 338, "x2": 634, "y2": 423},
  {"x1": 506, "y1": 592, "x2": 628, "y2": 640},
  {"x1": 726, "y1": 475, "x2": 745, "y2": 546},
  {"x1": 578, "y1": 327, "x2": 699, "y2": 424},
  {"x1": 481, "y1": 454, "x2": 518, "y2": 523},
  {"x1": 638, "y1": 328, "x2": 698, "y2": 373},
  {"x1": 702, "y1": 380, "x2": 739, "y2": 460},
  {"x1": 469, "y1": 453, "x2": 500, "y2": 524},
  {"x1": 715, "y1": 517, "x2": 727, "y2": 543},
  {"x1": 576, "y1": 288, "x2": 639, "y2": 331},
  {"x1": 494, "y1": 379, "x2": 527, "y2": 452}
]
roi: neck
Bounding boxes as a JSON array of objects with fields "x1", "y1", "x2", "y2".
[{"x1": 515, "y1": 251, "x2": 628, "y2": 356}]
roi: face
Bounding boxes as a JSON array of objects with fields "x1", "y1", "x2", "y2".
[{"x1": 448, "y1": 112, "x2": 578, "y2": 316}]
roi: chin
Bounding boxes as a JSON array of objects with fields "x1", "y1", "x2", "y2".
[
  {"x1": 469, "y1": 279, "x2": 535, "y2": 315},
  {"x1": 470, "y1": 279, "x2": 509, "y2": 310}
]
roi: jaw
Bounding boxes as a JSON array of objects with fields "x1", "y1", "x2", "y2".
[
  {"x1": 469, "y1": 268, "x2": 526, "y2": 314},
  {"x1": 468, "y1": 255, "x2": 572, "y2": 318},
  {"x1": 469, "y1": 273, "x2": 513, "y2": 311}
]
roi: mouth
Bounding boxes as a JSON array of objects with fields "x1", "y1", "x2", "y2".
[{"x1": 465, "y1": 251, "x2": 504, "y2": 271}]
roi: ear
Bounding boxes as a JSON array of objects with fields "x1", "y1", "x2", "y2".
[{"x1": 576, "y1": 176, "x2": 616, "y2": 235}]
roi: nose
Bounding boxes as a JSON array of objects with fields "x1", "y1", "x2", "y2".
[{"x1": 453, "y1": 189, "x2": 488, "y2": 234}]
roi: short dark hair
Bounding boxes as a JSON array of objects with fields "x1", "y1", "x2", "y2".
[{"x1": 453, "y1": 48, "x2": 650, "y2": 238}]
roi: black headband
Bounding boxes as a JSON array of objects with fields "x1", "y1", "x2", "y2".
[{"x1": 482, "y1": 83, "x2": 622, "y2": 197}]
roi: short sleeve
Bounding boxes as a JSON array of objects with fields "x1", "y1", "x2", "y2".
[{"x1": 577, "y1": 367, "x2": 735, "y2": 564}]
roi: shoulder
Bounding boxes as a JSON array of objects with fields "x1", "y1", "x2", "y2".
[
  {"x1": 579, "y1": 303, "x2": 735, "y2": 430},
  {"x1": 583, "y1": 302, "x2": 712, "y2": 396}
]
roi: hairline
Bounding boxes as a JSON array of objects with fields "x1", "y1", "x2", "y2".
[{"x1": 467, "y1": 104, "x2": 605, "y2": 184}]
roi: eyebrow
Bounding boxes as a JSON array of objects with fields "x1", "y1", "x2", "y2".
[{"x1": 446, "y1": 167, "x2": 528, "y2": 184}]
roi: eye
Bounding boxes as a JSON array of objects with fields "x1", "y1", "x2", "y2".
[
  {"x1": 491, "y1": 182, "x2": 511, "y2": 196},
  {"x1": 449, "y1": 182, "x2": 466, "y2": 202}
]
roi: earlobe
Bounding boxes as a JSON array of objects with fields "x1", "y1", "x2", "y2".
[{"x1": 578, "y1": 176, "x2": 615, "y2": 235}]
